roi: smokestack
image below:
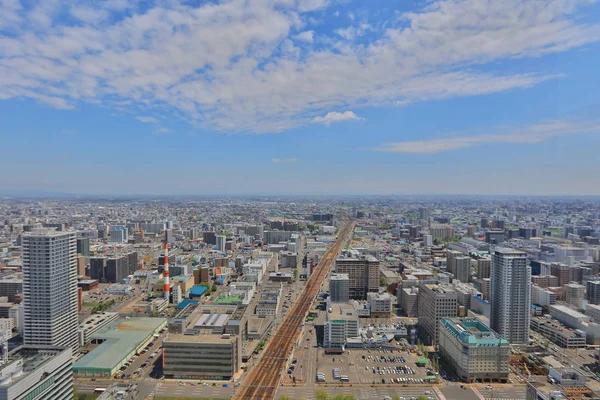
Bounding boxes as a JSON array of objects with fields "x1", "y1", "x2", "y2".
[{"x1": 163, "y1": 242, "x2": 170, "y2": 300}]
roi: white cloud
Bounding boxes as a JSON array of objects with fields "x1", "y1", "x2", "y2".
[
  {"x1": 295, "y1": 30, "x2": 314, "y2": 42},
  {"x1": 0, "y1": 0, "x2": 598, "y2": 133},
  {"x1": 312, "y1": 111, "x2": 364, "y2": 125},
  {"x1": 272, "y1": 158, "x2": 281, "y2": 163},
  {"x1": 298, "y1": 0, "x2": 330, "y2": 12},
  {"x1": 284, "y1": 157, "x2": 298, "y2": 162},
  {"x1": 136, "y1": 116, "x2": 160, "y2": 123},
  {"x1": 376, "y1": 120, "x2": 600, "y2": 154}
]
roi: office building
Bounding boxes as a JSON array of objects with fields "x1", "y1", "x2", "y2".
[
  {"x1": 163, "y1": 333, "x2": 240, "y2": 379},
  {"x1": 477, "y1": 258, "x2": 491, "y2": 280},
  {"x1": 367, "y1": 292, "x2": 393, "y2": 316},
  {"x1": 203, "y1": 231, "x2": 217, "y2": 245},
  {"x1": 106, "y1": 256, "x2": 129, "y2": 283},
  {"x1": 77, "y1": 237, "x2": 90, "y2": 257},
  {"x1": 587, "y1": 280, "x2": 600, "y2": 305},
  {"x1": 329, "y1": 274, "x2": 350, "y2": 303},
  {"x1": 490, "y1": 248, "x2": 531, "y2": 344},
  {"x1": 109, "y1": 225, "x2": 128, "y2": 243},
  {"x1": 438, "y1": 318, "x2": 510, "y2": 383},
  {"x1": 419, "y1": 207, "x2": 430, "y2": 222},
  {"x1": 324, "y1": 303, "x2": 360, "y2": 348},
  {"x1": 216, "y1": 235, "x2": 227, "y2": 251},
  {"x1": 565, "y1": 282, "x2": 585, "y2": 308},
  {"x1": 485, "y1": 230, "x2": 505, "y2": 245},
  {"x1": 519, "y1": 227, "x2": 536, "y2": 240},
  {"x1": 417, "y1": 283, "x2": 457, "y2": 344},
  {"x1": 90, "y1": 257, "x2": 107, "y2": 281},
  {"x1": 454, "y1": 257, "x2": 471, "y2": 283},
  {"x1": 334, "y1": 254, "x2": 379, "y2": 299},
  {"x1": 0, "y1": 279, "x2": 22, "y2": 302},
  {"x1": 0, "y1": 347, "x2": 73, "y2": 400},
  {"x1": 480, "y1": 217, "x2": 490, "y2": 228},
  {"x1": 22, "y1": 229, "x2": 79, "y2": 352}
]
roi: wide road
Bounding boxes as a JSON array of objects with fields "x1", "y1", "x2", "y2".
[{"x1": 234, "y1": 220, "x2": 354, "y2": 400}]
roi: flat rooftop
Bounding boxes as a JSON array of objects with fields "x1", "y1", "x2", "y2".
[
  {"x1": 74, "y1": 317, "x2": 167, "y2": 372},
  {"x1": 0, "y1": 348, "x2": 68, "y2": 387},
  {"x1": 440, "y1": 317, "x2": 508, "y2": 345},
  {"x1": 165, "y1": 333, "x2": 235, "y2": 344}
]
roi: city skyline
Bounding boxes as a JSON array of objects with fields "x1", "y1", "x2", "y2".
[{"x1": 1, "y1": 0, "x2": 600, "y2": 195}]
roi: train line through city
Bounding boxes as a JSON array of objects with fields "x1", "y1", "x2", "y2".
[{"x1": 234, "y1": 220, "x2": 354, "y2": 400}]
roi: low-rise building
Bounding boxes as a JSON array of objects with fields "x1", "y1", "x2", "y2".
[
  {"x1": 530, "y1": 316, "x2": 586, "y2": 348},
  {"x1": 163, "y1": 333, "x2": 241, "y2": 379},
  {"x1": 367, "y1": 292, "x2": 393, "y2": 316},
  {"x1": 438, "y1": 317, "x2": 510, "y2": 383},
  {"x1": 77, "y1": 312, "x2": 119, "y2": 347}
]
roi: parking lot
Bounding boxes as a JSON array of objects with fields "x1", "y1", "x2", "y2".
[{"x1": 314, "y1": 347, "x2": 434, "y2": 386}]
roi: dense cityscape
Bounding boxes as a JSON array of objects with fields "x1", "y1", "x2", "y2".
[
  {"x1": 0, "y1": 196, "x2": 600, "y2": 399},
  {"x1": 2, "y1": 0, "x2": 600, "y2": 398}
]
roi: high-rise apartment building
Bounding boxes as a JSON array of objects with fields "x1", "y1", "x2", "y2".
[
  {"x1": 477, "y1": 258, "x2": 491, "y2": 279},
  {"x1": 429, "y1": 224, "x2": 454, "y2": 241},
  {"x1": 22, "y1": 229, "x2": 79, "y2": 352},
  {"x1": 490, "y1": 248, "x2": 531, "y2": 344},
  {"x1": 417, "y1": 283, "x2": 457, "y2": 344},
  {"x1": 446, "y1": 250, "x2": 461, "y2": 275},
  {"x1": 550, "y1": 263, "x2": 571, "y2": 287},
  {"x1": 334, "y1": 253, "x2": 379, "y2": 299},
  {"x1": 454, "y1": 257, "x2": 471, "y2": 283},
  {"x1": 329, "y1": 274, "x2": 350, "y2": 303},
  {"x1": 565, "y1": 282, "x2": 585, "y2": 308}
]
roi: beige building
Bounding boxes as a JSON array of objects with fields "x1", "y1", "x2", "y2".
[
  {"x1": 564, "y1": 282, "x2": 585, "y2": 308},
  {"x1": 417, "y1": 283, "x2": 457, "y2": 344},
  {"x1": 335, "y1": 253, "x2": 379, "y2": 299},
  {"x1": 439, "y1": 318, "x2": 510, "y2": 383},
  {"x1": 163, "y1": 333, "x2": 241, "y2": 379}
]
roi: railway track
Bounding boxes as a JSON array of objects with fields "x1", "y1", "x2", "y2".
[{"x1": 234, "y1": 220, "x2": 354, "y2": 400}]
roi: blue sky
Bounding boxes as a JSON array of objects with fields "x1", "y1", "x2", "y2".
[{"x1": 2, "y1": 0, "x2": 600, "y2": 195}]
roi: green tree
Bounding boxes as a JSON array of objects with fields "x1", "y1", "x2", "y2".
[
  {"x1": 433, "y1": 238, "x2": 441, "y2": 245},
  {"x1": 279, "y1": 395, "x2": 292, "y2": 400},
  {"x1": 380, "y1": 276, "x2": 387, "y2": 287},
  {"x1": 392, "y1": 396, "x2": 400, "y2": 400},
  {"x1": 316, "y1": 390, "x2": 330, "y2": 400},
  {"x1": 417, "y1": 396, "x2": 429, "y2": 400}
]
